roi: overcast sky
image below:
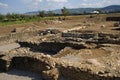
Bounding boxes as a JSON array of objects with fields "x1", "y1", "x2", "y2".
[{"x1": 0, "y1": 0, "x2": 120, "y2": 14}]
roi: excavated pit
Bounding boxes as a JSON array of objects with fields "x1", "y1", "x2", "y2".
[
  {"x1": 10, "y1": 56, "x2": 48, "y2": 73},
  {"x1": 18, "y1": 41, "x2": 87, "y2": 55}
]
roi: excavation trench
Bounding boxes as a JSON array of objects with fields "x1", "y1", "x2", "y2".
[
  {"x1": 1, "y1": 56, "x2": 120, "y2": 80},
  {"x1": 10, "y1": 57, "x2": 49, "y2": 73},
  {"x1": 18, "y1": 41, "x2": 87, "y2": 55},
  {"x1": 0, "y1": 41, "x2": 120, "y2": 80}
]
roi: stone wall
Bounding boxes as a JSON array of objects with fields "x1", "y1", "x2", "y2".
[
  {"x1": 62, "y1": 32, "x2": 95, "y2": 39},
  {"x1": 62, "y1": 32, "x2": 120, "y2": 44},
  {"x1": 106, "y1": 17, "x2": 120, "y2": 21}
]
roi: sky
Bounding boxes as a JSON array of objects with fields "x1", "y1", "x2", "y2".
[{"x1": 0, "y1": 0, "x2": 120, "y2": 14}]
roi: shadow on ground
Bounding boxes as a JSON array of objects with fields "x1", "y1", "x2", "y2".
[{"x1": 0, "y1": 69, "x2": 43, "y2": 80}]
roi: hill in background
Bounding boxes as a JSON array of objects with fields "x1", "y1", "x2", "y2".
[{"x1": 25, "y1": 5, "x2": 120, "y2": 15}]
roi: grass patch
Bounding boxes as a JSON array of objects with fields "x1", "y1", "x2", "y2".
[{"x1": 0, "y1": 17, "x2": 57, "y2": 26}]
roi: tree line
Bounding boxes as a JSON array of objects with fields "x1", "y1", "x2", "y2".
[
  {"x1": 0, "y1": 7, "x2": 69, "y2": 23},
  {"x1": 0, "y1": 13, "x2": 37, "y2": 22}
]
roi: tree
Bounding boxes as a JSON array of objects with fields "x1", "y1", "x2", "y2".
[
  {"x1": 47, "y1": 11, "x2": 54, "y2": 17},
  {"x1": 6, "y1": 13, "x2": 12, "y2": 21},
  {"x1": 38, "y1": 11, "x2": 45, "y2": 17},
  {"x1": 0, "y1": 14, "x2": 4, "y2": 21},
  {"x1": 61, "y1": 7, "x2": 69, "y2": 20}
]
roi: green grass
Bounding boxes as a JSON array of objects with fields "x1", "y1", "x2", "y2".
[
  {"x1": 0, "y1": 17, "x2": 57, "y2": 26},
  {"x1": 0, "y1": 21, "x2": 26, "y2": 26},
  {"x1": 1, "y1": 13, "x2": 119, "y2": 26}
]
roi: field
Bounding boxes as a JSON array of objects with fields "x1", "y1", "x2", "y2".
[
  {"x1": 0, "y1": 13, "x2": 120, "y2": 35},
  {"x1": 0, "y1": 13, "x2": 120, "y2": 80}
]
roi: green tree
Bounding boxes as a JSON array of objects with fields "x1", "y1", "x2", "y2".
[
  {"x1": 38, "y1": 11, "x2": 45, "y2": 17},
  {"x1": 6, "y1": 13, "x2": 12, "y2": 21},
  {"x1": 61, "y1": 7, "x2": 69, "y2": 20},
  {"x1": 0, "y1": 14, "x2": 4, "y2": 21},
  {"x1": 47, "y1": 11, "x2": 54, "y2": 17}
]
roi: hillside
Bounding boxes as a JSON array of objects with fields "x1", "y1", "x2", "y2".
[
  {"x1": 101, "y1": 5, "x2": 120, "y2": 13},
  {"x1": 53, "y1": 5, "x2": 120, "y2": 14},
  {"x1": 25, "y1": 5, "x2": 120, "y2": 15}
]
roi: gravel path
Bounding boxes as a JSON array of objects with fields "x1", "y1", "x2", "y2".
[{"x1": 0, "y1": 69, "x2": 43, "y2": 80}]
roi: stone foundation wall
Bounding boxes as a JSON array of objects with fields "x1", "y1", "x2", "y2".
[
  {"x1": 106, "y1": 17, "x2": 120, "y2": 21},
  {"x1": 62, "y1": 32, "x2": 120, "y2": 44},
  {"x1": 62, "y1": 32, "x2": 95, "y2": 39}
]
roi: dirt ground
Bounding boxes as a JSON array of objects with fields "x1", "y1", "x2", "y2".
[
  {"x1": 0, "y1": 43, "x2": 20, "y2": 52},
  {"x1": 0, "y1": 13, "x2": 120, "y2": 80},
  {"x1": 0, "y1": 14, "x2": 119, "y2": 36}
]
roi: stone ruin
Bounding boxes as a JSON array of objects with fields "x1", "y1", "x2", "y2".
[
  {"x1": 106, "y1": 17, "x2": 120, "y2": 30},
  {"x1": 0, "y1": 28, "x2": 120, "y2": 80},
  {"x1": 106, "y1": 17, "x2": 120, "y2": 21},
  {"x1": 62, "y1": 30, "x2": 120, "y2": 44}
]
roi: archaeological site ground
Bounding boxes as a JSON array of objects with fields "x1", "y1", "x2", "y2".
[{"x1": 0, "y1": 14, "x2": 120, "y2": 80}]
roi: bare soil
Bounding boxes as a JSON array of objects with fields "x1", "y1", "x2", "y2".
[
  {"x1": 0, "y1": 14, "x2": 119, "y2": 36},
  {"x1": 0, "y1": 13, "x2": 120, "y2": 80}
]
